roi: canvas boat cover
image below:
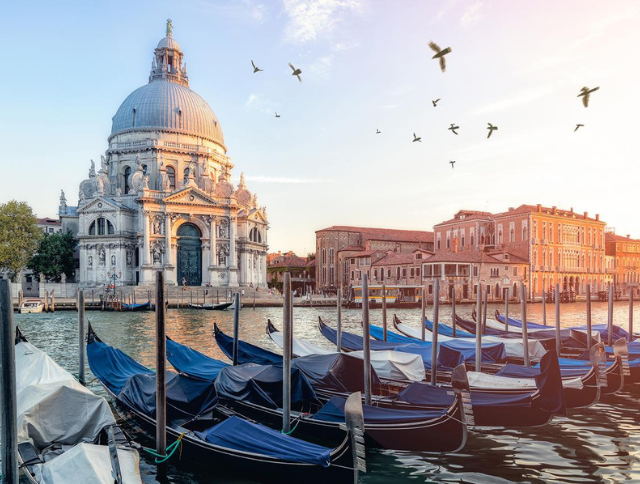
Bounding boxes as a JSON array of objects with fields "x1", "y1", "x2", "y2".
[
  {"x1": 468, "y1": 371, "x2": 583, "y2": 390},
  {"x1": 215, "y1": 324, "x2": 282, "y2": 366},
  {"x1": 486, "y1": 318, "x2": 602, "y2": 345},
  {"x1": 86, "y1": 339, "x2": 153, "y2": 395},
  {"x1": 268, "y1": 326, "x2": 425, "y2": 381},
  {"x1": 16, "y1": 341, "x2": 116, "y2": 450},
  {"x1": 312, "y1": 396, "x2": 447, "y2": 423},
  {"x1": 321, "y1": 319, "x2": 507, "y2": 365},
  {"x1": 194, "y1": 416, "x2": 332, "y2": 467},
  {"x1": 17, "y1": 340, "x2": 142, "y2": 484},
  {"x1": 291, "y1": 353, "x2": 381, "y2": 392},
  {"x1": 422, "y1": 319, "x2": 474, "y2": 337},
  {"x1": 32, "y1": 443, "x2": 142, "y2": 484},
  {"x1": 167, "y1": 336, "x2": 229, "y2": 382},
  {"x1": 418, "y1": 319, "x2": 548, "y2": 359},
  {"x1": 395, "y1": 381, "x2": 534, "y2": 408},
  {"x1": 214, "y1": 363, "x2": 318, "y2": 409},
  {"x1": 497, "y1": 363, "x2": 588, "y2": 379}
]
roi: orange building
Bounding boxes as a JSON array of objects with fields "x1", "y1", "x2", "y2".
[{"x1": 605, "y1": 231, "x2": 640, "y2": 297}]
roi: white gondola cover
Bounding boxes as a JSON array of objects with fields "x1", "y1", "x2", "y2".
[
  {"x1": 484, "y1": 318, "x2": 602, "y2": 344},
  {"x1": 268, "y1": 331, "x2": 425, "y2": 382},
  {"x1": 467, "y1": 371, "x2": 584, "y2": 390},
  {"x1": 16, "y1": 341, "x2": 143, "y2": 484}
]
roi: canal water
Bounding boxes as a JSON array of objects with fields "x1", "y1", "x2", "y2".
[{"x1": 14, "y1": 300, "x2": 640, "y2": 483}]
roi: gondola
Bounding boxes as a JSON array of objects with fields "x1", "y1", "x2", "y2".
[
  {"x1": 189, "y1": 302, "x2": 233, "y2": 311},
  {"x1": 86, "y1": 324, "x2": 362, "y2": 483},
  {"x1": 122, "y1": 301, "x2": 151, "y2": 311},
  {"x1": 15, "y1": 327, "x2": 142, "y2": 484},
  {"x1": 172, "y1": 330, "x2": 470, "y2": 452},
  {"x1": 214, "y1": 324, "x2": 563, "y2": 428}
]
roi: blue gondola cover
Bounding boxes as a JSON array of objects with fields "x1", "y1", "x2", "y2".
[
  {"x1": 86, "y1": 339, "x2": 152, "y2": 394},
  {"x1": 395, "y1": 382, "x2": 533, "y2": 408},
  {"x1": 215, "y1": 325, "x2": 282, "y2": 366},
  {"x1": 167, "y1": 337, "x2": 230, "y2": 382},
  {"x1": 533, "y1": 350, "x2": 566, "y2": 415},
  {"x1": 195, "y1": 416, "x2": 333, "y2": 467},
  {"x1": 214, "y1": 363, "x2": 318, "y2": 409},
  {"x1": 424, "y1": 319, "x2": 474, "y2": 337},
  {"x1": 291, "y1": 353, "x2": 381, "y2": 393},
  {"x1": 312, "y1": 396, "x2": 447, "y2": 423}
]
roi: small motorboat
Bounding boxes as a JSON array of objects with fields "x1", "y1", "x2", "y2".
[{"x1": 18, "y1": 299, "x2": 44, "y2": 314}]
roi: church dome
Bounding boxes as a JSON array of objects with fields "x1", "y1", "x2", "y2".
[
  {"x1": 109, "y1": 21, "x2": 225, "y2": 148},
  {"x1": 110, "y1": 81, "x2": 225, "y2": 146}
]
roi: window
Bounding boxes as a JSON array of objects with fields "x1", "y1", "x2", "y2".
[
  {"x1": 89, "y1": 221, "x2": 96, "y2": 235},
  {"x1": 166, "y1": 166, "x2": 176, "y2": 189},
  {"x1": 396, "y1": 267, "x2": 400, "y2": 279},
  {"x1": 402, "y1": 268, "x2": 407, "y2": 277},
  {"x1": 513, "y1": 267, "x2": 518, "y2": 276},
  {"x1": 445, "y1": 264, "x2": 456, "y2": 276},
  {"x1": 142, "y1": 164, "x2": 148, "y2": 176},
  {"x1": 410, "y1": 268, "x2": 415, "y2": 277},
  {"x1": 415, "y1": 253, "x2": 422, "y2": 260},
  {"x1": 183, "y1": 168, "x2": 190, "y2": 185},
  {"x1": 461, "y1": 234, "x2": 465, "y2": 247},
  {"x1": 98, "y1": 218, "x2": 105, "y2": 235},
  {"x1": 350, "y1": 258, "x2": 355, "y2": 264},
  {"x1": 473, "y1": 266, "x2": 478, "y2": 277},
  {"x1": 387, "y1": 269, "x2": 391, "y2": 278},
  {"x1": 509, "y1": 228, "x2": 515, "y2": 242},
  {"x1": 123, "y1": 166, "x2": 132, "y2": 194},
  {"x1": 471, "y1": 234, "x2": 474, "y2": 246}
]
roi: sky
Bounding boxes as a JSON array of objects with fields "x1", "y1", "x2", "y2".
[{"x1": 2, "y1": 0, "x2": 639, "y2": 255}]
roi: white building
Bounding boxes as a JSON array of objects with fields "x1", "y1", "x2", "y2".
[{"x1": 60, "y1": 21, "x2": 269, "y2": 287}]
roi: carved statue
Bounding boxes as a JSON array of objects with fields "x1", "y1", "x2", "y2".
[
  {"x1": 95, "y1": 175, "x2": 105, "y2": 196},
  {"x1": 252, "y1": 193, "x2": 259, "y2": 208},
  {"x1": 143, "y1": 175, "x2": 149, "y2": 189},
  {"x1": 79, "y1": 189, "x2": 86, "y2": 202},
  {"x1": 88, "y1": 255, "x2": 93, "y2": 268},
  {"x1": 111, "y1": 255, "x2": 116, "y2": 266},
  {"x1": 89, "y1": 160, "x2": 96, "y2": 178},
  {"x1": 152, "y1": 244, "x2": 162, "y2": 265},
  {"x1": 116, "y1": 187, "x2": 122, "y2": 198},
  {"x1": 100, "y1": 155, "x2": 108, "y2": 172},
  {"x1": 59, "y1": 190, "x2": 67, "y2": 212},
  {"x1": 166, "y1": 18, "x2": 173, "y2": 36},
  {"x1": 99, "y1": 248, "x2": 106, "y2": 267},
  {"x1": 153, "y1": 218, "x2": 163, "y2": 235},
  {"x1": 238, "y1": 172, "x2": 246, "y2": 189}
]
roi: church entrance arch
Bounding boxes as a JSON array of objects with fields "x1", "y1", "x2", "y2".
[{"x1": 177, "y1": 223, "x2": 202, "y2": 286}]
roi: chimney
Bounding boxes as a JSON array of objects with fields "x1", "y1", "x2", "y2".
[
  {"x1": 552, "y1": 206, "x2": 557, "y2": 215},
  {"x1": 584, "y1": 211, "x2": 588, "y2": 219},
  {"x1": 536, "y1": 204, "x2": 542, "y2": 212},
  {"x1": 627, "y1": 235, "x2": 631, "y2": 239},
  {"x1": 508, "y1": 207, "x2": 514, "y2": 212},
  {"x1": 365, "y1": 241, "x2": 371, "y2": 250},
  {"x1": 570, "y1": 207, "x2": 574, "y2": 213},
  {"x1": 596, "y1": 214, "x2": 600, "y2": 221}
]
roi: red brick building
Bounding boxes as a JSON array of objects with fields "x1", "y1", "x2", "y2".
[
  {"x1": 605, "y1": 231, "x2": 640, "y2": 297},
  {"x1": 267, "y1": 251, "x2": 315, "y2": 294}
]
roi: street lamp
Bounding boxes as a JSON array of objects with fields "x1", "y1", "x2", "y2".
[{"x1": 107, "y1": 271, "x2": 122, "y2": 291}]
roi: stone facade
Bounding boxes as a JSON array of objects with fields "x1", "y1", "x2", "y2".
[
  {"x1": 59, "y1": 22, "x2": 268, "y2": 287},
  {"x1": 605, "y1": 230, "x2": 640, "y2": 297},
  {"x1": 315, "y1": 226, "x2": 434, "y2": 292}
]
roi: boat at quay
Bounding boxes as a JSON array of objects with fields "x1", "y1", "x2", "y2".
[{"x1": 13, "y1": 302, "x2": 640, "y2": 483}]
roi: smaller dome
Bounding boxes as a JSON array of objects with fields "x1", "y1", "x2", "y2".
[{"x1": 157, "y1": 35, "x2": 181, "y2": 51}]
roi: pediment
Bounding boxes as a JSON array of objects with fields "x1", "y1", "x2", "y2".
[
  {"x1": 77, "y1": 197, "x2": 131, "y2": 214},
  {"x1": 247, "y1": 207, "x2": 268, "y2": 224},
  {"x1": 163, "y1": 187, "x2": 219, "y2": 206}
]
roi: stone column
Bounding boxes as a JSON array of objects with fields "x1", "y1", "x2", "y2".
[
  {"x1": 229, "y1": 216, "x2": 237, "y2": 268},
  {"x1": 142, "y1": 211, "x2": 150, "y2": 266},
  {"x1": 210, "y1": 217, "x2": 217, "y2": 265},
  {"x1": 165, "y1": 214, "x2": 172, "y2": 265}
]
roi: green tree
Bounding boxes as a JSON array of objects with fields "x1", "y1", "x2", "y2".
[
  {"x1": 307, "y1": 252, "x2": 316, "y2": 261},
  {"x1": 0, "y1": 201, "x2": 41, "y2": 279},
  {"x1": 28, "y1": 231, "x2": 78, "y2": 282}
]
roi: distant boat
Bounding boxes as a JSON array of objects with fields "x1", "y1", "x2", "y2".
[
  {"x1": 189, "y1": 302, "x2": 233, "y2": 311},
  {"x1": 18, "y1": 299, "x2": 44, "y2": 314},
  {"x1": 121, "y1": 301, "x2": 151, "y2": 311}
]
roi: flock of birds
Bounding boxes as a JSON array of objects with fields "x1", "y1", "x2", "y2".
[{"x1": 250, "y1": 42, "x2": 599, "y2": 170}]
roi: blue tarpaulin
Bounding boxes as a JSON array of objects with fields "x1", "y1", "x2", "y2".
[
  {"x1": 214, "y1": 363, "x2": 318, "y2": 409},
  {"x1": 326, "y1": 322, "x2": 506, "y2": 365},
  {"x1": 395, "y1": 381, "x2": 533, "y2": 408},
  {"x1": 119, "y1": 371, "x2": 218, "y2": 419},
  {"x1": 195, "y1": 416, "x2": 333, "y2": 467},
  {"x1": 167, "y1": 337, "x2": 230, "y2": 382},
  {"x1": 86, "y1": 339, "x2": 152, "y2": 394},
  {"x1": 424, "y1": 319, "x2": 474, "y2": 338},
  {"x1": 533, "y1": 350, "x2": 566, "y2": 415},
  {"x1": 291, "y1": 353, "x2": 381, "y2": 393},
  {"x1": 497, "y1": 363, "x2": 588, "y2": 379},
  {"x1": 312, "y1": 396, "x2": 447, "y2": 424},
  {"x1": 214, "y1": 324, "x2": 282, "y2": 366}
]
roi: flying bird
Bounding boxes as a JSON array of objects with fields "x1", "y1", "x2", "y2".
[
  {"x1": 275, "y1": 112, "x2": 281, "y2": 118},
  {"x1": 376, "y1": 129, "x2": 381, "y2": 134},
  {"x1": 429, "y1": 41, "x2": 452, "y2": 73},
  {"x1": 413, "y1": 133, "x2": 422, "y2": 142},
  {"x1": 289, "y1": 62, "x2": 302, "y2": 82},
  {"x1": 449, "y1": 160, "x2": 456, "y2": 169},
  {"x1": 487, "y1": 123, "x2": 498, "y2": 139},
  {"x1": 574, "y1": 124, "x2": 584, "y2": 132},
  {"x1": 448, "y1": 123, "x2": 460, "y2": 135},
  {"x1": 578, "y1": 86, "x2": 599, "y2": 107},
  {"x1": 432, "y1": 98, "x2": 441, "y2": 107},
  {"x1": 251, "y1": 60, "x2": 263, "y2": 73}
]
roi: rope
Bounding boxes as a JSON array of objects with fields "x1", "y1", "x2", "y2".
[
  {"x1": 281, "y1": 413, "x2": 307, "y2": 435},
  {"x1": 142, "y1": 432, "x2": 186, "y2": 464}
]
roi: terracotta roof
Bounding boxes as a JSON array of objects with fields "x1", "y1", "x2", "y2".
[
  {"x1": 494, "y1": 204, "x2": 605, "y2": 223},
  {"x1": 423, "y1": 251, "x2": 526, "y2": 264},
  {"x1": 435, "y1": 211, "x2": 494, "y2": 227},
  {"x1": 487, "y1": 251, "x2": 529, "y2": 264},
  {"x1": 606, "y1": 232, "x2": 640, "y2": 243},
  {"x1": 317, "y1": 226, "x2": 433, "y2": 243},
  {"x1": 372, "y1": 252, "x2": 415, "y2": 266},
  {"x1": 338, "y1": 245, "x2": 365, "y2": 252},
  {"x1": 268, "y1": 253, "x2": 308, "y2": 268},
  {"x1": 37, "y1": 217, "x2": 61, "y2": 225}
]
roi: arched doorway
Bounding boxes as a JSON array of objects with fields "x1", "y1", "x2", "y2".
[{"x1": 177, "y1": 223, "x2": 202, "y2": 286}]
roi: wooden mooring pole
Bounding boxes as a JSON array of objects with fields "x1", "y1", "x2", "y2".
[
  {"x1": 475, "y1": 283, "x2": 482, "y2": 372},
  {"x1": 381, "y1": 284, "x2": 387, "y2": 342},
  {"x1": 521, "y1": 282, "x2": 530, "y2": 367},
  {"x1": 586, "y1": 285, "x2": 592, "y2": 349},
  {"x1": 430, "y1": 279, "x2": 440, "y2": 385},
  {"x1": 337, "y1": 287, "x2": 342, "y2": 352},
  {"x1": 282, "y1": 273, "x2": 292, "y2": 433},
  {"x1": 155, "y1": 271, "x2": 167, "y2": 462},
  {"x1": 78, "y1": 290, "x2": 86, "y2": 385},
  {"x1": 362, "y1": 274, "x2": 372, "y2": 406},
  {"x1": 0, "y1": 279, "x2": 19, "y2": 484}
]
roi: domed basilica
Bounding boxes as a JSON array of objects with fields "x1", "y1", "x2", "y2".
[{"x1": 60, "y1": 21, "x2": 269, "y2": 287}]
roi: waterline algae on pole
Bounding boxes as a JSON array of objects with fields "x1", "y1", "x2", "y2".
[
  {"x1": 475, "y1": 283, "x2": 482, "y2": 372},
  {"x1": 362, "y1": 274, "x2": 372, "y2": 406},
  {"x1": 430, "y1": 279, "x2": 440, "y2": 385},
  {"x1": 0, "y1": 279, "x2": 19, "y2": 484}
]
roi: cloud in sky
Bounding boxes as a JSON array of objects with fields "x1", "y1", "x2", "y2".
[
  {"x1": 245, "y1": 93, "x2": 279, "y2": 114},
  {"x1": 244, "y1": 175, "x2": 334, "y2": 183},
  {"x1": 282, "y1": 0, "x2": 365, "y2": 44},
  {"x1": 459, "y1": 1, "x2": 483, "y2": 29}
]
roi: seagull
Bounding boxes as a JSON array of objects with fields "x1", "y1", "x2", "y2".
[
  {"x1": 574, "y1": 123, "x2": 584, "y2": 132},
  {"x1": 449, "y1": 160, "x2": 456, "y2": 169},
  {"x1": 487, "y1": 123, "x2": 498, "y2": 139},
  {"x1": 376, "y1": 129, "x2": 381, "y2": 134},
  {"x1": 413, "y1": 133, "x2": 422, "y2": 142},
  {"x1": 289, "y1": 62, "x2": 302, "y2": 82},
  {"x1": 432, "y1": 98, "x2": 441, "y2": 107},
  {"x1": 578, "y1": 86, "x2": 599, "y2": 107},
  {"x1": 251, "y1": 60, "x2": 263, "y2": 73},
  {"x1": 275, "y1": 112, "x2": 281, "y2": 118},
  {"x1": 429, "y1": 41, "x2": 452, "y2": 73},
  {"x1": 448, "y1": 123, "x2": 460, "y2": 135}
]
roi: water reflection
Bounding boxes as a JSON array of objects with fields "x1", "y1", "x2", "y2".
[{"x1": 14, "y1": 301, "x2": 640, "y2": 483}]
